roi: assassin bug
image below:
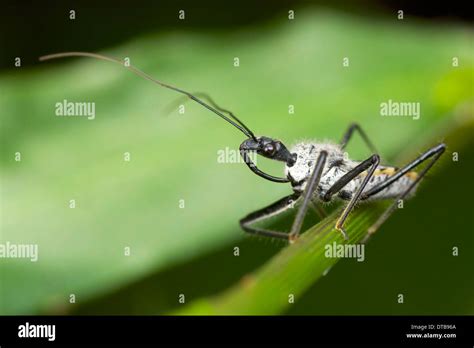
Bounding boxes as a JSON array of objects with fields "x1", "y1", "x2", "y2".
[{"x1": 39, "y1": 52, "x2": 446, "y2": 243}]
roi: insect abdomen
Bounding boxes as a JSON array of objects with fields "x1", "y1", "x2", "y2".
[{"x1": 360, "y1": 166, "x2": 418, "y2": 200}]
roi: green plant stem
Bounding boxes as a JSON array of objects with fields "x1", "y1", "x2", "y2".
[
  {"x1": 173, "y1": 202, "x2": 388, "y2": 315},
  {"x1": 173, "y1": 114, "x2": 473, "y2": 315}
]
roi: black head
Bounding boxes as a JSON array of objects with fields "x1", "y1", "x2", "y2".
[{"x1": 239, "y1": 136, "x2": 297, "y2": 183}]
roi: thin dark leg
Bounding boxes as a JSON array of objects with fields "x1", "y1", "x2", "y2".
[
  {"x1": 240, "y1": 151, "x2": 327, "y2": 241},
  {"x1": 323, "y1": 154, "x2": 381, "y2": 239},
  {"x1": 288, "y1": 151, "x2": 328, "y2": 242},
  {"x1": 361, "y1": 143, "x2": 446, "y2": 199},
  {"x1": 340, "y1": 123, "x2": 379, "y2": 154},
  {"x1": 361, "y1": 143, "x2": 446, "y2": 243},
  {"x1": 240, "y1": 193, "x2": 301, "y2": 239}
]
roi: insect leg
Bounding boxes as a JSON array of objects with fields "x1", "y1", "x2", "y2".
[
  {"x1": 240, "y1": 193, "x2": 301, "y2": 239},
  {"x1": 288, "y1": 151, "x2": 328, "y2": 242},
  {"x1": 361, "y1": 143, "x2": 446, "y2": 243},
  {"x1": 340, "y1": 123, "x2": 379, "y2": 154},
  {"x1": 361, "y1": 143, "x2": 446, "y2": 199},
  {"x1": 323, "y1": 154, "x2": 381, "y2": 239}
]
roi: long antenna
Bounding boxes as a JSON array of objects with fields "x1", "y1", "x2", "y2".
[
  {"x1": 163, "y1": 92, "x2": 246, "y2": 124},
  {"x1": 39, "y1": 51, "x2": 257, "y2": 140}
]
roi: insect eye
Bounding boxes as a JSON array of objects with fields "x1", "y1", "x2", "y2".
[{"x1": 263, "y1": 143, "x2": 276, "y2": 155}]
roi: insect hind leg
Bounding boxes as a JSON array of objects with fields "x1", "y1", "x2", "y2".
[{"x1": 361, "y1": 143, "x2": 446, "y2": 243}]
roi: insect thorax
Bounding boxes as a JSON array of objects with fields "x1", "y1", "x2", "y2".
[{"x1": 284, "y1": 142, "x2": 354, "y2": 195}]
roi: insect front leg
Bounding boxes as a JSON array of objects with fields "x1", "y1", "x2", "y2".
[
  {"x1": 240, "y1": 151, "x2": 328, "y2": 242},
  {"x1": 288, "y1": 150, "x2": 328, "y2": 243},
  {"x1": 323, "y1": 154, "x2": 381, "y2": 239},
  {"x1": 361, "y1": 143, "x2": 446, "y2": 243},
  {"x1": 240, "y1": 193, "x2": 301, "y2": 240}
]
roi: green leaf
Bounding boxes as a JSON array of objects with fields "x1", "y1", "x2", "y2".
[{"x1": 1, "y1": 10, "x2": 473, "y2": 314}]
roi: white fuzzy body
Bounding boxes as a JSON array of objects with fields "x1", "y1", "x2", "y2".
[{"x1": 284, "y1": 141, "x2": 418, "y2": 202}]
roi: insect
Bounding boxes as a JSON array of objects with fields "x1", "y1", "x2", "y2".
[{"x1": 39, "y1": 52, "x2": 446, "y2": 243}]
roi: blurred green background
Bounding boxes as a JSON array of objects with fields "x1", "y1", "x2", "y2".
[{"x1": 0, "y1": 2, "x2": 473, "y2": 315}]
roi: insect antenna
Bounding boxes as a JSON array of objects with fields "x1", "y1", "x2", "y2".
[
  {"x1": 39, "y1": 51, "x2": 257, "y2": 140},
  {"x1": 163, "y1": 92, "x2": 245, "y2": 126}
]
